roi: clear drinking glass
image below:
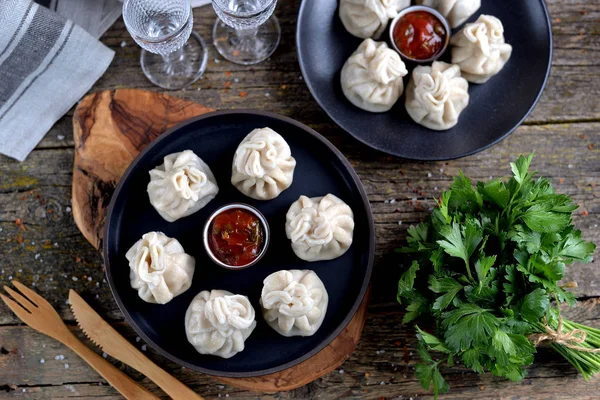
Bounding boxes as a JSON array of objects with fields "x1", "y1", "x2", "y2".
[
  {"x1": 123, "y1": 0, "x2": 208, "y2": 90},
  {"x1": 212, "y1": 0, "x2": 280, "y2": 65}
]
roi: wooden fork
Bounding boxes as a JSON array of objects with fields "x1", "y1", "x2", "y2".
[{"x1": 1, "y1": 281, "x2": 159, "y2": 400}]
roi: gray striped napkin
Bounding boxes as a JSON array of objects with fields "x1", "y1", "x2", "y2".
[{"x1": 0, "y1": 0, "x2": 115, "y2": 161}]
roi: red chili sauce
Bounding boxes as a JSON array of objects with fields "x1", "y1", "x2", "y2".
[
  {"x1": 393, "y1": 11, "x2": 446, "y2": 60},
  {"x1": 209, "y1": 208, "x2": 264, "y2": 267}
]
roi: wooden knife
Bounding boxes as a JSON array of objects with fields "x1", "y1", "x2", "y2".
[{"x1": 69, "y1": 290, "x2": 204, "y2": 400}]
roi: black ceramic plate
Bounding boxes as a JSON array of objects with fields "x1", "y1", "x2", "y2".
[
  {"x1": 103, "y1": 111, "x2": 375, "y2": 377},
  {"x1": 297, "y1": 0, "x2": 553, "y2": 160}
]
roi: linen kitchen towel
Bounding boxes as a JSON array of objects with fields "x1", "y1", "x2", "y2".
[
  {"x1": 37, "y1": 0, "x2": 122, "y2": 39},
  {"x1": 0, "y1": 0, "x2": 115, "y2": 161}
]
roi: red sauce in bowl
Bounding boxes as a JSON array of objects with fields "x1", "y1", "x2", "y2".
[
  {"x1": 208, "y1": 208, "x2": 264, "y2": 267},
  {"x1": 393, "y1": 10, "x2": 447, "y2": 60}
]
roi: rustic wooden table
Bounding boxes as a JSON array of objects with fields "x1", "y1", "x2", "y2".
[{"x1": 1, "y1": 1, "x2": 599, "y2": 399}]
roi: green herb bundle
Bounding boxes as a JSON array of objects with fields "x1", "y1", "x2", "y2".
[{"x1": 397, "y1": 155, "x2": 599, "y2": 397}]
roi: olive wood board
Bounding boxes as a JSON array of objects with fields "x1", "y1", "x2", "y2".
[{"x1": 71, "y1": 88, "x2": 369, "y2": 392}]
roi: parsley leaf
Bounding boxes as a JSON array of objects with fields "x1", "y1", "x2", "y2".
[
  {"x1": 437, "y1": 219, "x2": 483, "y2": 279},
  {"x1": 510, "y1": 154, "x2": 534, "y2": 185},
  {"x1": 429, "y1": 276, "x2": 463, "y2": 311},
  {"x1": 519, "y1": 288, "x2": 549, "y2": 323},
  {"x1": 442, "y1": 304, "x2": 500, "y2": 351},
  {"x1": 522, "y1": 204, "x2": 571, "y2": 233}
]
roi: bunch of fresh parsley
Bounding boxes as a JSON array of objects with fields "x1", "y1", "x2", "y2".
[{"x1": 397, "y1": 155, "x2": 598, "y2": 398}]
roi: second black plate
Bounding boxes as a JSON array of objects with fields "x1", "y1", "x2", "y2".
[
  {"x1": 103, "y1": 111, "x2": 374, "y2": 377},
  {"x1": 297, "y1": 0, "x2": 553, "y2": 160}
]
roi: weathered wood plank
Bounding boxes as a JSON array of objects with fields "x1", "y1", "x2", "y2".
[
  {"x1": 1, "y1": 124, "x2": 599, "y2": 325},
  {"x1": 1, "y1": 300, "x2": 599, "y2": 399},
  {"x1": 0, "y1": 0, "x2": 599, "y2": 397}
]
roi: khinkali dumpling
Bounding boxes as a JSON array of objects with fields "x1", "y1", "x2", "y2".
[
  {"x1": 405, "y1": 61, "x2": 470, "y2": 131},
  {"x1": 126, "y1": 232, "x2": 195, "y2": 304},
  {"x1": 450, "y1": 15, "x2": 513, "y2": 84},
  {"x1": 341, "y1": 39, "x2": 408, "y2": 113},
  {"x1": 147, "y1": 150, "x2": 219, "y2": 222},
  {"x1": 231, "y1": 128, "x2": 296, "y2": 200},
  {"x1": 185, "y1": 290, "x2": 257, "y2": 359},
  {"x1": 416, "y1": 0, "x2": 480, "y2": 28},
  {"x1": 339, "y1": 0, "x2": 410, "y2": 39},
  {"x1": 260, "y1": 270, "x2": 329, "y2": 337},
  {"x1": 286, "y1": 194, "x2": 354, "y2": 262}
]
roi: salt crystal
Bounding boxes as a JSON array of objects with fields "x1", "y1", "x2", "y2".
[
  {"x1": 35, "y1": 254, "x2": 40, "y2": 260},
  {"x1": 95, "y1": 294, "x2": 99, "y2": 299},
  {"x1": 87, "y1": 277, "x2": 92, "y2": 281},
  {"x1": 102, "y1": 352, "x2": 108, "y2": 358},
  {"x1": 136, "y1": 337, "x2": 141, "y2": 342},
  {"x1": 141, "y1": 345, "x2": 147, "y2": 351},
  {"x1": 439, "y1": 168, "x2": 444, "y2": 173},
  {"x1": 568, "y1": 164, "x2": 573, "y2": 169},
  {"x1": 390, "y1": 199, "x2": 397, "y2": 204},
  {"x1": 265, "y1": 92, "x2": 270, "y2": 97},
  {"x1": 72, "y1": 277, "x2": 78, "y2": 281},
  {"x1": 32, "y1": 282, "x2": 36, "y2": 287},
  {"x1": 412, "y1": 197, "x2": 417, "y2": 202},
  {"x1": 40, "y1": 359, "x2": 45, "y2": 364},
  {"x1": 64, "y1": 363, "x2": 69, "y2": 369},
  {"x1": 55, "y1": 355, "x2": 60, "y2": 360},
  {"x1": 384, "y1": 200, "x2": 390, "y2": 204},
  {"x1": 22, "y1": 389, "x2": 26, "y2": 392},
  {"x1": 57, "y1": 135, "x2": 65, "y2": 140},
  {"x1": 96, "y1": 282, "x2": 100, "y2": 287},
  {"x1": 66, "y1": 207, "x2": 71, "y2": 213},
  {"x1": 120, "y1": 41, "x2": 127, "y2": 47},
  {"x1": 66, "y1": 299, "x2": 70, "y2": 305},
  {"x1": 217, "y1": 385, "x2": 225, "y2": 389},
  {"x1": 43, "y1": 344, "x2": 46, "y2": 348},
  {"x1": 380, "y1": 381, "x2": 385, "y2": 385},
  {"x1": 18, "y1": 269, "x2": 22, "y2": 272},
  {"x1": 214, "y1": 59, "x2": 220, "y2": 63},
  {"x1": 434, "y1": 187, "x2": 438, "y2": 191},
  {"x1": 54, "y1": 242, "x2": 58, "y2": 247},
  {"x1": 49, "y1": 278, "x2": 53, "y2": 281},
  {"x1": 218, "y1": 395, "x2": 222, "y2": 398},
  {"x1": 59, "y1": 355, "x2": 65, "y2": 360},
  {"x1": 339, "y1": 369, "x2": 344, "y2": 374},
  {"x1": 8, "y1": 276, "x2": 12, "y2": 280},
  {"x1": 225, "y1": 395, "x2": 229, "y2": 398},
  {"x1": 31, "y1": 241, "x2": 35, "y2": 245},
  {"x1": 234, "y1": 78, "x2": 240, "y2": 83},
  {"x1": 427, "y1": 172, "x2": 432, "y2": 177}
]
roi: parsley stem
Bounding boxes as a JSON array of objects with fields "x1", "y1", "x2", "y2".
[{"x1": 464, "y1": 260, "x2": 474, "y2": 282}]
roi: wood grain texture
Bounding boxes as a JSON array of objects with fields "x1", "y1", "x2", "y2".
[
  {"x1": 72, "y1": 89, "x2": 214, "y2": 249},
  {"x1": 0, "y1": 0, "x2": 599, "y2": 398}
]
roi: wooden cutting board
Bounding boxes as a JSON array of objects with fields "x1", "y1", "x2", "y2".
[{"x1": 71, "y1": 89, "x2": 369, "y2": 392}]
